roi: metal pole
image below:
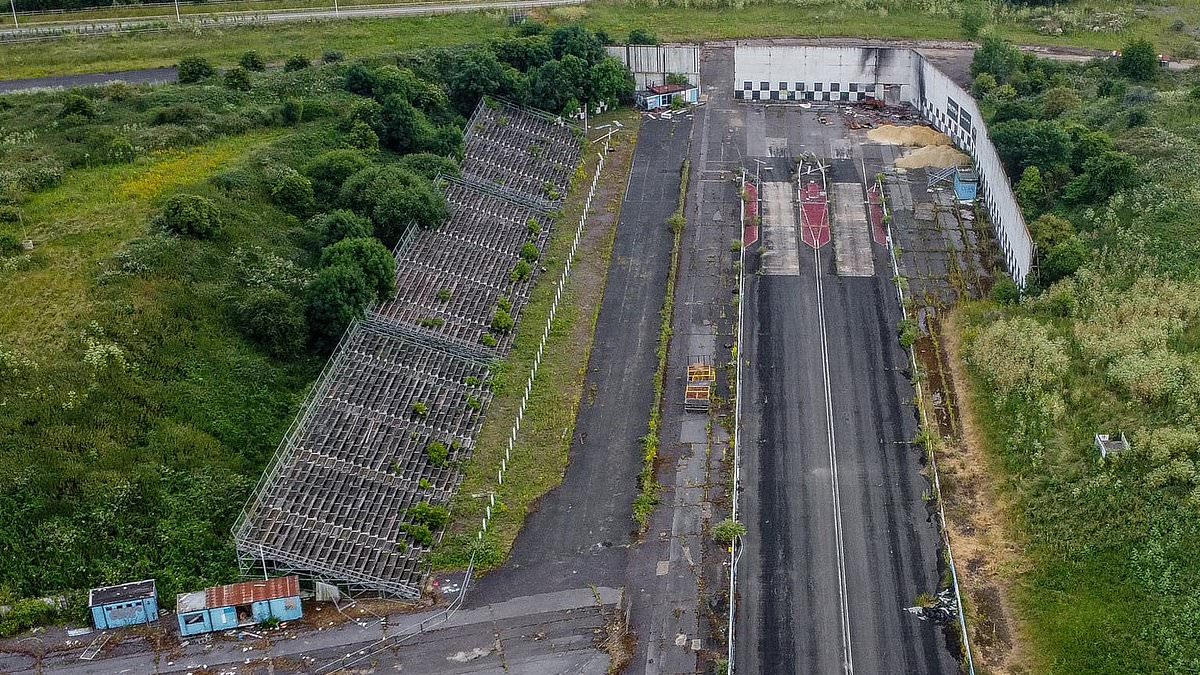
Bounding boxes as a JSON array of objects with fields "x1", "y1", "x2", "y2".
[
  {"x1": 10, "y1": 0, "x2": 18, "y2": 29},
  {"x1": 334, "y1": 0, "x2": 339, "y2": 17},
  {"x1": 173, "y1": 0, "x2": 180, "y2": 22}
]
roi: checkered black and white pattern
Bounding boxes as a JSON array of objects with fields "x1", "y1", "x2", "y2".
[
  {"x1": 923, "y1": 96, "x2": 977, "y2": 154},
  {"x1": 733, "y1": 79, "x2": 880, "y2": 102}
]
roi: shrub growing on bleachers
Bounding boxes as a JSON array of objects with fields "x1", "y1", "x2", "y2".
[
  {"x1": 158, "y1": 194, "x2": 221, "y2": 238},
  {"x1": 306, "y1": 263, "x2": 373, "y2": 343}
]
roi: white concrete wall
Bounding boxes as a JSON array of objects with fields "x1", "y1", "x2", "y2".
[
  {"x1": 732, "y1": 45, "x2": 1034, "y2": 286},
  {"x1": 606, "y1": 44, "x2": 701, "y2": 90}
]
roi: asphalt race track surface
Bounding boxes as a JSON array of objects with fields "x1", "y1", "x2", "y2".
[
  {"x1": 469, "y1": 118, "x2": 690, "y2": 606},
  {"x1": 711, "y1": 46, "x2": 959, "y2": 674}
]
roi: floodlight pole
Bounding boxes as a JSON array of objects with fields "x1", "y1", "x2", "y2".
[
  {"x1": 173, "y1": 0, "x2": 180, "y2": 22},
  {"x1": 10, "y1": 0, "x2": 19, "y2": 28}
]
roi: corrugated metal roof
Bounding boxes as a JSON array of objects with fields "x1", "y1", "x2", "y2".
[
  {"x1": 647, "y1": 84, "x2": 693, "y2": 95},
  {"x1": 175, "y1": 591, "x2": 208, "y2": 613},
  {"x1": 206, "y1": 576, "x2": 299, "y2": 608}
]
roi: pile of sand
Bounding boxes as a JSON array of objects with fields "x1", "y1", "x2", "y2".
[
  {"x1": 867, "y1": 124, "x2": 953, "y2": 147},
  {"x1": 895, "y1": 145, "x2": 971, "y2": 169}
]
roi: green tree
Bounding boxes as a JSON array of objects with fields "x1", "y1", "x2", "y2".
[
  {"x1": 448, "y1": 48, "x2": 507, "y2": 113},
  {"x1": 343, "y1": 62, "x2": 376, "y2": 96},
  {"x1": 990, "y1": 119, "x2": 1072, "y2": 175},
  {"x1": 1041, "y1": 237, "x2": 1088, "y2": 284},
  {"x1": 628, "y1": 28, "x2": 659, "y2": 45},
  {"x1": 591, "y1": 57, "x2": 636, "y2": 106},
  {"x1": 961, "y1": 1, "x2": 987, "y2": 40},
  {"x1": 270, "y1": 173, "x2": 315, "y2": 216},
  {"x1": 380, "y1": 94, "x2": 434, "y2": 154},
  {"x1": 1029, "y1": 213, "x2": 1075, "y2": 251},
  {"x1": 1064, "y1": 151, "x2": 1138, "y2": 204},
  {"x1": 284, "y1": 54, "x2": 311, "y2": 72},
  {"x1": 177, "y1": 57, "x2": 215, "y2": 84},
  {"x1": 223, "y1": 67, "x2": 252, "y2": 92},
  {"x1": 347, "y1": 121, "x2": 380, "y2": 152},
  {"x1": 238, "y1": 286, "x2": 306, "y2": 358},
  {"x1": 550, "y1": 25, "x2": 605, "y2": 65},
  {"x1": 1041, "y1": 86, "x2": 1081, "y2": 118},
  {"x1": 158, "y1": 194, "x2": 221, "y2": 238},
  {"x1": 1015, "y1": 166, "x2": 1046, "y2": 218},
  {"x1": 494, "y1": 36, "x2": 554, "y2": 72},
  {"x1": 307, "y1": 263, "x2": 373, "y2": 343},
  {"x1": 311, "y1": 209, "x2": 373, "y2": 247},
  {"x1": 1120, "y1": 39, "x2": 1159, "y2": 81},
  {"x1": 320, "y1": 237, "x2": 397, "y2": 301},
  {"x1": 972, "y1": 72, "x2": 998, "y2": 97},
  {"x1": 339, "y1": 166, "x2": 447, "y2": 245},
  {"x1": 971, "y1": 37, "x2": 1021, "y2": 82},
  {"x1": 305, "y1": 148, "x2": 371, "y2": 205},
  {"x1": 239, "y1": 50, "x2": 266, "y2": 72}
]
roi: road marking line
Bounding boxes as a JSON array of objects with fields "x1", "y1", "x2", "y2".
[{"x1": 813, "y1": 245, "x2": 855, "y2": 675}]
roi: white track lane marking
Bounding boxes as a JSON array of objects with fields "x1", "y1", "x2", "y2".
[{"x1": 814, "y1": 244, "x2": 854, "y2": 675}]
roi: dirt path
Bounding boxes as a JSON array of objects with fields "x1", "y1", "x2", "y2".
[{"x1": 935, "y1": 309, "x2": 1035, "y2": 675}]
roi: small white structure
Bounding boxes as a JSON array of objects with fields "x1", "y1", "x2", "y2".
[
  {"x1": 637, "y1": 84, "x2": 699, "y2": 111},
  {"x1": 1095, "y1": 433, "x2": 1130, "y2": 459}
]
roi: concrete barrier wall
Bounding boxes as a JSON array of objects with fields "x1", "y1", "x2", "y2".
[
  {"x1": 913, "y1": 53, "x2": 1034, "y2": 285},
  {"x1": 732, "y1": 45, "x2": 1034, "y2": 286},
  {"x1": 606, "y1": 44, "x2": 700, "y2": 90}
]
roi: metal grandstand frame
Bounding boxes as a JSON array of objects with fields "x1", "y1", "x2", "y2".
[{"x1": 233, "y1": 99, "x2": 585, "y2": 597}]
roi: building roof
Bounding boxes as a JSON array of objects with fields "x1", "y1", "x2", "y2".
[
  {"x1": 175, "y1": 591, "x2": 208, "y2": 614},
  {"x1": 646, "y1": 83, "x2": 694, "y2": 95},
  {"x1": 89, "y1": 579, "x2": 157, "y2": 607},
  {"x1": 205, "y1": 576, "x2": 300, "y2": 609}
]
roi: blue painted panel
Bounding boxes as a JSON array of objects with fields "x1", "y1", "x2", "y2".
[
  {"x1": 90, "y1": 606, "x2": 107, "y2": 630},
  {"x1": 268, "y1": 596, "x2": 303, "y2": 622},
  {"x1": 954, "y1": 174, "x2": 978, "y2": 201},
  {"x1": 101, "y1": 599, "x2": 153, "y2": 629},
  {"x1": 211, "y1": 606, "x2": 239, "y2": 631},
  {"x1": 178, "y1": 611, "x2": 211, "y2": 637}
]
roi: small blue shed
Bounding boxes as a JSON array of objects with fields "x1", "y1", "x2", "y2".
[
  {"x1": 637, "y1": 84, "x2": 700, "y2": 111},
  {"x1": 89, "y1": 579, "x2": 158, "y2": 630},
  {"x1": 177, "y1": 576, "x2": 302, "y2": 637}
]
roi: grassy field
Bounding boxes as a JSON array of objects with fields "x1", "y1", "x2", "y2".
[
  {"x1": 431, "y1": 109, "x2": 641, "y2": 570},
  {"x1": 4, "y1": 0, "x2": 1200, "y2": 81}
]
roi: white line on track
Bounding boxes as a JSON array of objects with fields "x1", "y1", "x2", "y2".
[{"x1": 813, "y1": 245, "x2": 855, "y2": 675}]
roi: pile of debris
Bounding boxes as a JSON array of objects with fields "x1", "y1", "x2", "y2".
[{"x1": 841, "y1": 101, "x2": 920, "y2": 130}]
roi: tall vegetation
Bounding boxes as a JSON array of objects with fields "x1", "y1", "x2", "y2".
[{"x1": 963, "y1": 38, "x2": 1200, "y2": 673}]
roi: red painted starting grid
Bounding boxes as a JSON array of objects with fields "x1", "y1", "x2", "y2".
[
  {"x1": 799, "y1": 180, "x2": 830, "y2": 249},
  {"x1": 867, "y1": 183, "x2": 888, "y2": 246},
  {"x1": 743, "y1": 181, "x2": 759, "y2": 246}
]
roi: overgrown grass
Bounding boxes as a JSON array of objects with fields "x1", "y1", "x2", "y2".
[
  {"x1": 3, "y1": 0, "x2": 1198, "y2": 81},
  {"x1": 633, "y1": 157, "x2": 688, "y2": 528},
  {"x1": 429, "y1": 110, "x2": 642, "y2": 571}
]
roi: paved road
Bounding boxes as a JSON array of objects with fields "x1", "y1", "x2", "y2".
[
  {"x1": 0, "y1": 0, "x2": 582, "y2": 42},
  {"x1": 716, "y1": 46, "x2": 959, "y2": 673},
  {"x1": 0, "y1": 67, "x2": 176, "y2": 93},
  {"x1": 468, "y1": 117, "x2": 685, "y2": 607}
]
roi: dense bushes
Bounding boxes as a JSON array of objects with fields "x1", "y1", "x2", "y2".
[
  {"x1": 311, "y1": 209, "x2": 373, "y2": 247},
  {"x1": 305, "y1": 149, "x2": 371, "y2": 204},
  {"x1": 237, "y1": 287, "x2": 307, "y2": 358},
  {"x1": 177, "y1": 57, "x2": 215, "y2": 84},
  {"x1": 339, "y1": 165, "x2": 447, "y2": 245},
  {"x1": 158, "y1": 194, "x2": 221, "y2": 238}
]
